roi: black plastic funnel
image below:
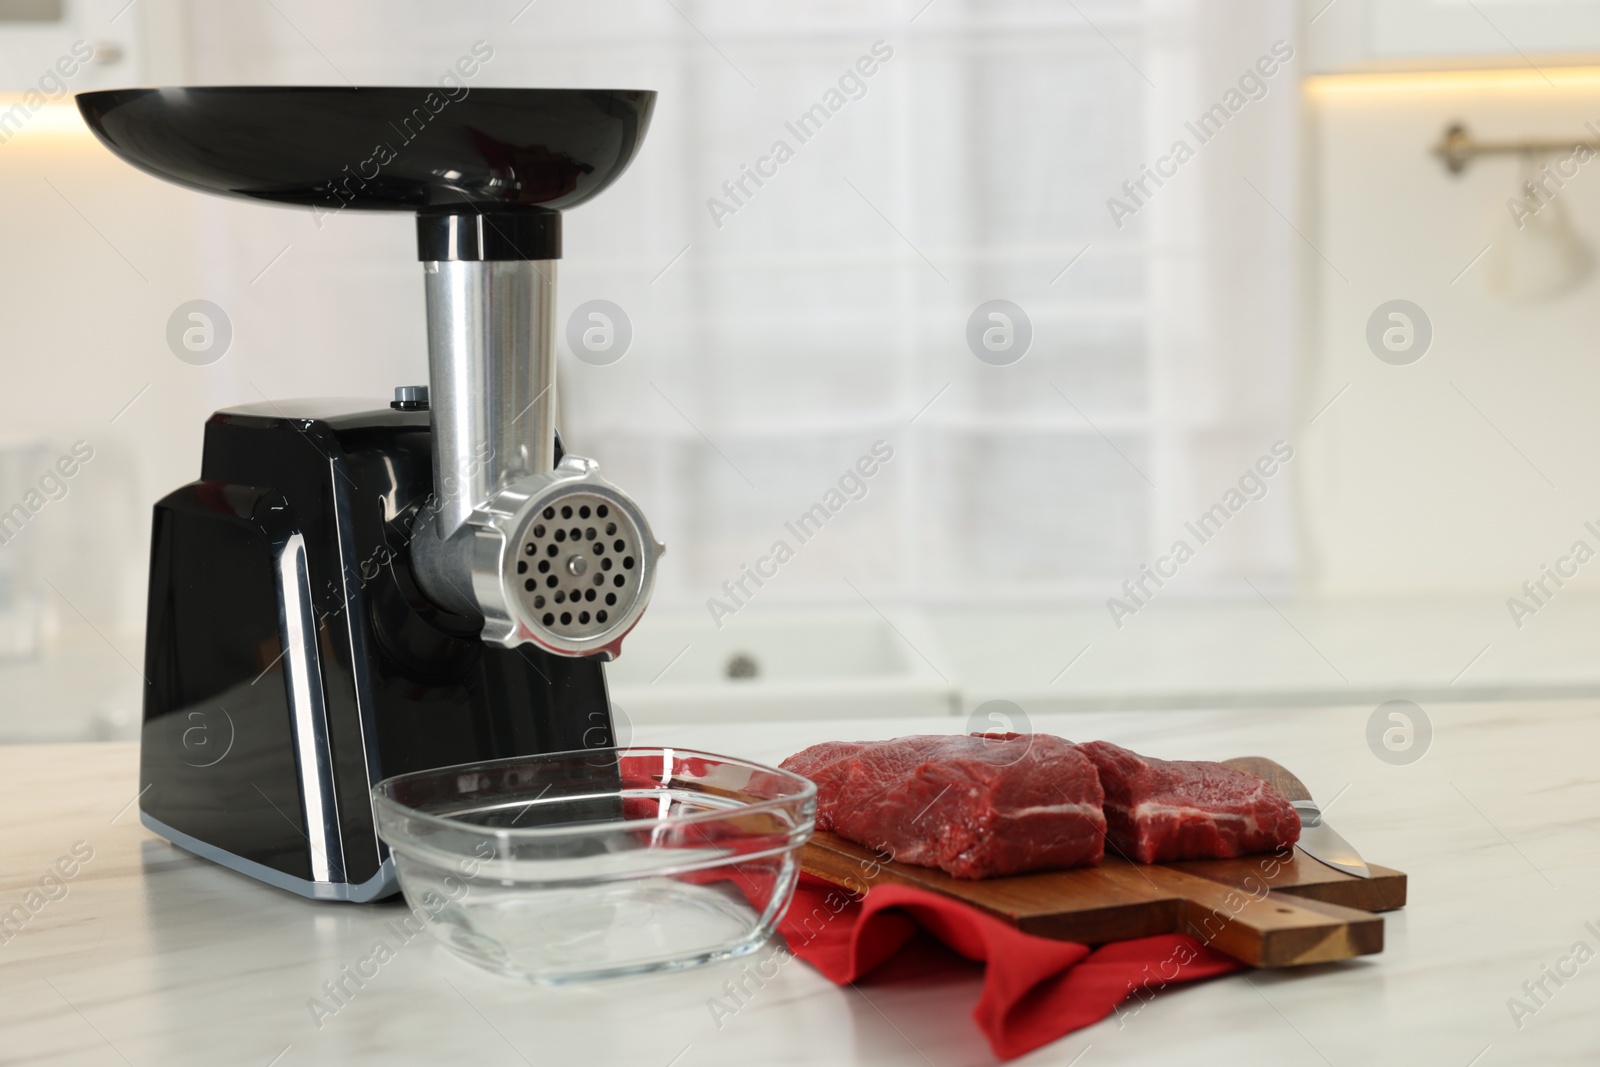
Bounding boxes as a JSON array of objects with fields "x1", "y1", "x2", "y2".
[{"x1": 75, "y1": 87, "x2": 655, "y2": 259}]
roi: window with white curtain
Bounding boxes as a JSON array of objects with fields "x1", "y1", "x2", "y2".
[{"x1": 185, "y1": 0, "x2": 1302, "y2": 614}]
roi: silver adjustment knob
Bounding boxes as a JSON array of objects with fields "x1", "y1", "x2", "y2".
[{"x1": 391, "y1": 384, "x2": 429, "y2": 410}]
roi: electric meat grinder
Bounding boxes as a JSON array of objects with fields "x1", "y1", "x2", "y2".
[{"x1": 76, "y1": 87, "x2": 662, "y2": 901}]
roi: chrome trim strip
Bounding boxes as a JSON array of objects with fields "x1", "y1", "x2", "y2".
[
  {"x1": 276, "y1": 531, "x2": 344, "y2": 883},
  {"x1": 141, "y1": 811, "x2": 395, "y2": 902}
]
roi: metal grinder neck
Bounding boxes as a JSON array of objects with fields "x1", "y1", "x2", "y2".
[{"x1": 417, "y1": 211, "x2": 562, "y2": 539}]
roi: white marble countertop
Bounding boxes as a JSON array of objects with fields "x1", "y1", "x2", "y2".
[{"x1": 3, "y1": 703, "x2": 1598, "y2": 1065}]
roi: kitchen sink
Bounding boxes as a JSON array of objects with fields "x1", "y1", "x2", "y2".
[{"x1": 605, "y1": 608, "x2": 958, "y2": 725}]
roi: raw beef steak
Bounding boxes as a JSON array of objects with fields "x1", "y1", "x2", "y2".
[
  {"x1": 1077, "y1": 740, "x2": 1300, "y2": 863},
  {"x1": 781, "y1": 733, "x2": 1105, "y2": 879}
]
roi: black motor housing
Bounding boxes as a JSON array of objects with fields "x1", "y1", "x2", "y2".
[{"x1": 138, "y1": 400, "x2": 615, "y2": 900}]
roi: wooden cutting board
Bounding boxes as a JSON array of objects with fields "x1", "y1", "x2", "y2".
[{"x1": 798, "y1": 756, "x2": 1406, "y2": 969}]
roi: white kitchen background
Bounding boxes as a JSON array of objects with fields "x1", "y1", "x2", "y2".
[{"x1": 3, "y1": 0, "x2": 1600, "y2": 740}]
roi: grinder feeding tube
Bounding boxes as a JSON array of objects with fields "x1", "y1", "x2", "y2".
[
  {"x1": 76, "y1": 86, "x2": 661, "y2": 902},
  {"x1": 410, "y1": 214, "x2": 662, "y2": 659}
]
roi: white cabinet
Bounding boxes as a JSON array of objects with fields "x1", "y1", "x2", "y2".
[
  {"x1": 1308, "y1": 0, "x2": 1600, "y2": 73},
  {"x1": 0, "y1": 0, "x2": 141, "y2": 97}
]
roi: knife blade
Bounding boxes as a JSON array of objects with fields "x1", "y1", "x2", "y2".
[
  {"x1": 1290, "y1": 799, "x2": 1371, "y2": 879},
  {"x1": 1222, "y1": 756, "x2": 1371, "y2": 879}
]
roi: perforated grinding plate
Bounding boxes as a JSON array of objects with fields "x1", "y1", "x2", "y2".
[{"x1": 513, "y1": 491, "x2": 644, "y2": 639}]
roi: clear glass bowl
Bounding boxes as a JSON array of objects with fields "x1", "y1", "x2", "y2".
[{"x1": 372, "y1": 747, "x2": 817, "y2": 984}]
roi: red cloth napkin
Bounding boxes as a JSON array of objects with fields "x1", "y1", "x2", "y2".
[{"x1": 778, "y1": 874, "x2": 1242, "y2": 1061}]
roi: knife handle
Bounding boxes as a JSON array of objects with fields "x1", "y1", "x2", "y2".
[{"x1": 1222, "y1": 756, "x2": 1312, "y2": 803}]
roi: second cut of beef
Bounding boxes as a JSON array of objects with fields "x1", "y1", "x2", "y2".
[
  {"x1": 1077, "y1": 740, "x2": 1300, "y2": 863},
  {"x1": 780, "y1": 734, "x2": 1106, "y2": 879}
]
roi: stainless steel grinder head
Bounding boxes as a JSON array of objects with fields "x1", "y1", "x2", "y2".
[
  {"x1": 465, "y1": 455, "x2": 662, "y2": 659},
  {"x1": 407, "y1": 243, "x2": 665, "y2": 660}
]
